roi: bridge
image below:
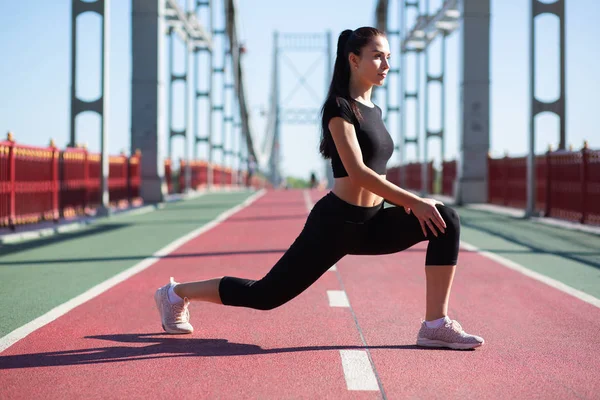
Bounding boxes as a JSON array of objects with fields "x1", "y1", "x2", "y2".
[{"x1": 0, "y1": 1, "x2": 599, "y2": 399}]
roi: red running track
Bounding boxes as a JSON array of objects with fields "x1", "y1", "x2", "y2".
[
  {"x1": 1, "y1": 190, "x2": 598, "y2": 399},
  {"x1": 306, "y1": 190, "x2": 600, "y2": 399}
]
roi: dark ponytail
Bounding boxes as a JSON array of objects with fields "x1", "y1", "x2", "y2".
[{"x1": 319, "y1": 27, "x2": 384, "y2": 159}]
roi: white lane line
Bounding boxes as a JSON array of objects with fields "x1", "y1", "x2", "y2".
[
  {"x1": 327, "y1": 290, "x2": 350, "y2": 307},
  {"x1": 0, "y1": 189, "x2": 267, "y2": 353},
  {"x1": 339, "y1": 350, "x2": 380, "y2": 391},
  {"x1": 460, "y1": 241, "x2": 600, "y2": 309}
]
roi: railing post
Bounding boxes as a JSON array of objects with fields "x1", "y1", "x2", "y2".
[
  {"x1": 179, "y1": 159, "x2": 185, "y2": 193},
  {"x1": 488, "y1": 150, "x2": 492, "y2": 203},
  {"x1": 7, "y1": 132, "x2": 16, "y2": 230},
  {"x1": 545, "y1": 145, "x2": 552, "y2": 217},
  {"x1": 503, "y1": 152, "x2": 509, "y2": 206},
  {"x1": 83, "y1": 145, "x2": 89, "y2": 213},
  {"x1": 118, "y1": 151, "x2": 123, "y2": 206},
  {"x1": 127, "y1": 152, "x2": 132, "y2": 205},
  {"x1": 129, "y1": 149, "x2": 141, "y2": 205},
  {"x1": 50, "y1": 139, "x2": 59, "y2": 222},
  {"x1": 581, "y1": 140, "x2": 589, "y2": 224},
  {"x1": 136, "y1": 150, "x2": 142, "y2": 202},
  {"x1": 58, "y1": 147, "x2": 64, "y2": 220},
  {"x1": 429, "y1": 161, "x2": 434, "y2": 194},
  {"x1": 164, "y1": 159, "x2": 170, "y2": 195},
  {"x1": 486, "y1": 153, "x2": 490, "y2": 203}
]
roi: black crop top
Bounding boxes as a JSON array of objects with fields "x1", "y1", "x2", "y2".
[{"x1": 322, "y1": 97, "x2": 394, "y2": 178}]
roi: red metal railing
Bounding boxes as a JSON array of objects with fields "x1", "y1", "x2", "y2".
[
  {"x1": 0, "y1": 134, "x2": 60, "y2": 226},
  {"x1": 164, "y1": 159, "x2": 173, "y2": 194},
  {"x1": 543, "y1": 143, "x2": 599, "y2": 224},
  {"x1": 1, "y1": 133, "x2": 268, "y2": 229},
  {"x1": 441, "y1": 160, "x2": 456, "y2": 197},
  {"x1": 128, "y1": 151, "x2": 142, "y2": 207},
  {"x1": 441, "y1": 143, "x2": 598, "y2": 225},
  {"x1": 583, "y1": 145, "x2": 600, "y2": 225},
  {"x1": 164, "y1": 159, "x2": 269, "y2": 194},
  {"x1": 0, "y1": 133, "x2": 142, "y2": 229},
  {"x1": 386, "y1": 162, "x2": 434, "y2": 194},
  {"x1": 60, "y1": 146, "x2": 91, "y2": 218},
  {"x1": 393, "y1": 142, "x2": 598, "y2": 225},
  {"x1": 488, "y1": 154, "x2": 528, "y2": 209}
]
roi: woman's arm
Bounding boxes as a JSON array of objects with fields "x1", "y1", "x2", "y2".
[{"x1": 328, "y1": 117, "x2": 420, "y2": 207}]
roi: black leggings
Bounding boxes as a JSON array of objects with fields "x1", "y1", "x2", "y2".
[{"x1": 219, "y1": 191, "x2": 461, "y2": 310}]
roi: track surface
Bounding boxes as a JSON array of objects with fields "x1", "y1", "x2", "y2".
[{"x1": 1, "y1": 189, "x2": 599, "y2": 399}]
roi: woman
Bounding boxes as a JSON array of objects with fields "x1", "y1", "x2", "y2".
[{"x1": 155, "y1": 27, "x2": 484, "y2": 350}]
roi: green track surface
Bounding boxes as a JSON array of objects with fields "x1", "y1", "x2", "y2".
[
  {"x1": 458, "y1": 207, "x2": 600, "y2": 298},
  {"x1": 0, "y1": 191, "x2": 255, "y2": 338}
]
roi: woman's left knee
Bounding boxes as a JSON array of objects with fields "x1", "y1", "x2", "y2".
[
  {"x1": 436, "y1": 204, "x2": 460, "y2": 237},
  {"x1": 425, "y1": 205, "x2": 460, "y2": 265}
]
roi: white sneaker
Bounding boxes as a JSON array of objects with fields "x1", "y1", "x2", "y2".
[
  {"x1": 417, "y1": 318, "x2": 484, "y2": 350},
  {"x1": 154, "y1": 277, "x2": 193, "y2": 334}
]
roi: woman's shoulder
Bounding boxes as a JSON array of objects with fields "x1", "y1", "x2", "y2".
[
  {"x1": 324, "y1": 96, "x2": 354, "y2": 114},
  {"x1": 324, "y1": 96, "x2": 348, "y2": 107}
]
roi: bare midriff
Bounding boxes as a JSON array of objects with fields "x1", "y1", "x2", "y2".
[{"x1": 331, "y1": 175, "x2": 385, "y2": 207}]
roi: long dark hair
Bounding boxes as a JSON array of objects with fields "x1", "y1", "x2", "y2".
[{"x1": 319, "y1": 27, "x2": 384, "y2": 159}]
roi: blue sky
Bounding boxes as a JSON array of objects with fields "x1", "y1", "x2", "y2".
[{"x1": 1, "y1": 0, "x2": 598, "y2": 181}]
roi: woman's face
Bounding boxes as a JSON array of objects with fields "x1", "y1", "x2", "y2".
[{"x1": 351, "y1": 35, "x2": 391, "y2": 87}]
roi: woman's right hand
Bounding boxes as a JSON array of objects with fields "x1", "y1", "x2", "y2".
[{"x1": 408, "y1": 197, "x2": 447, "y2": 237}]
